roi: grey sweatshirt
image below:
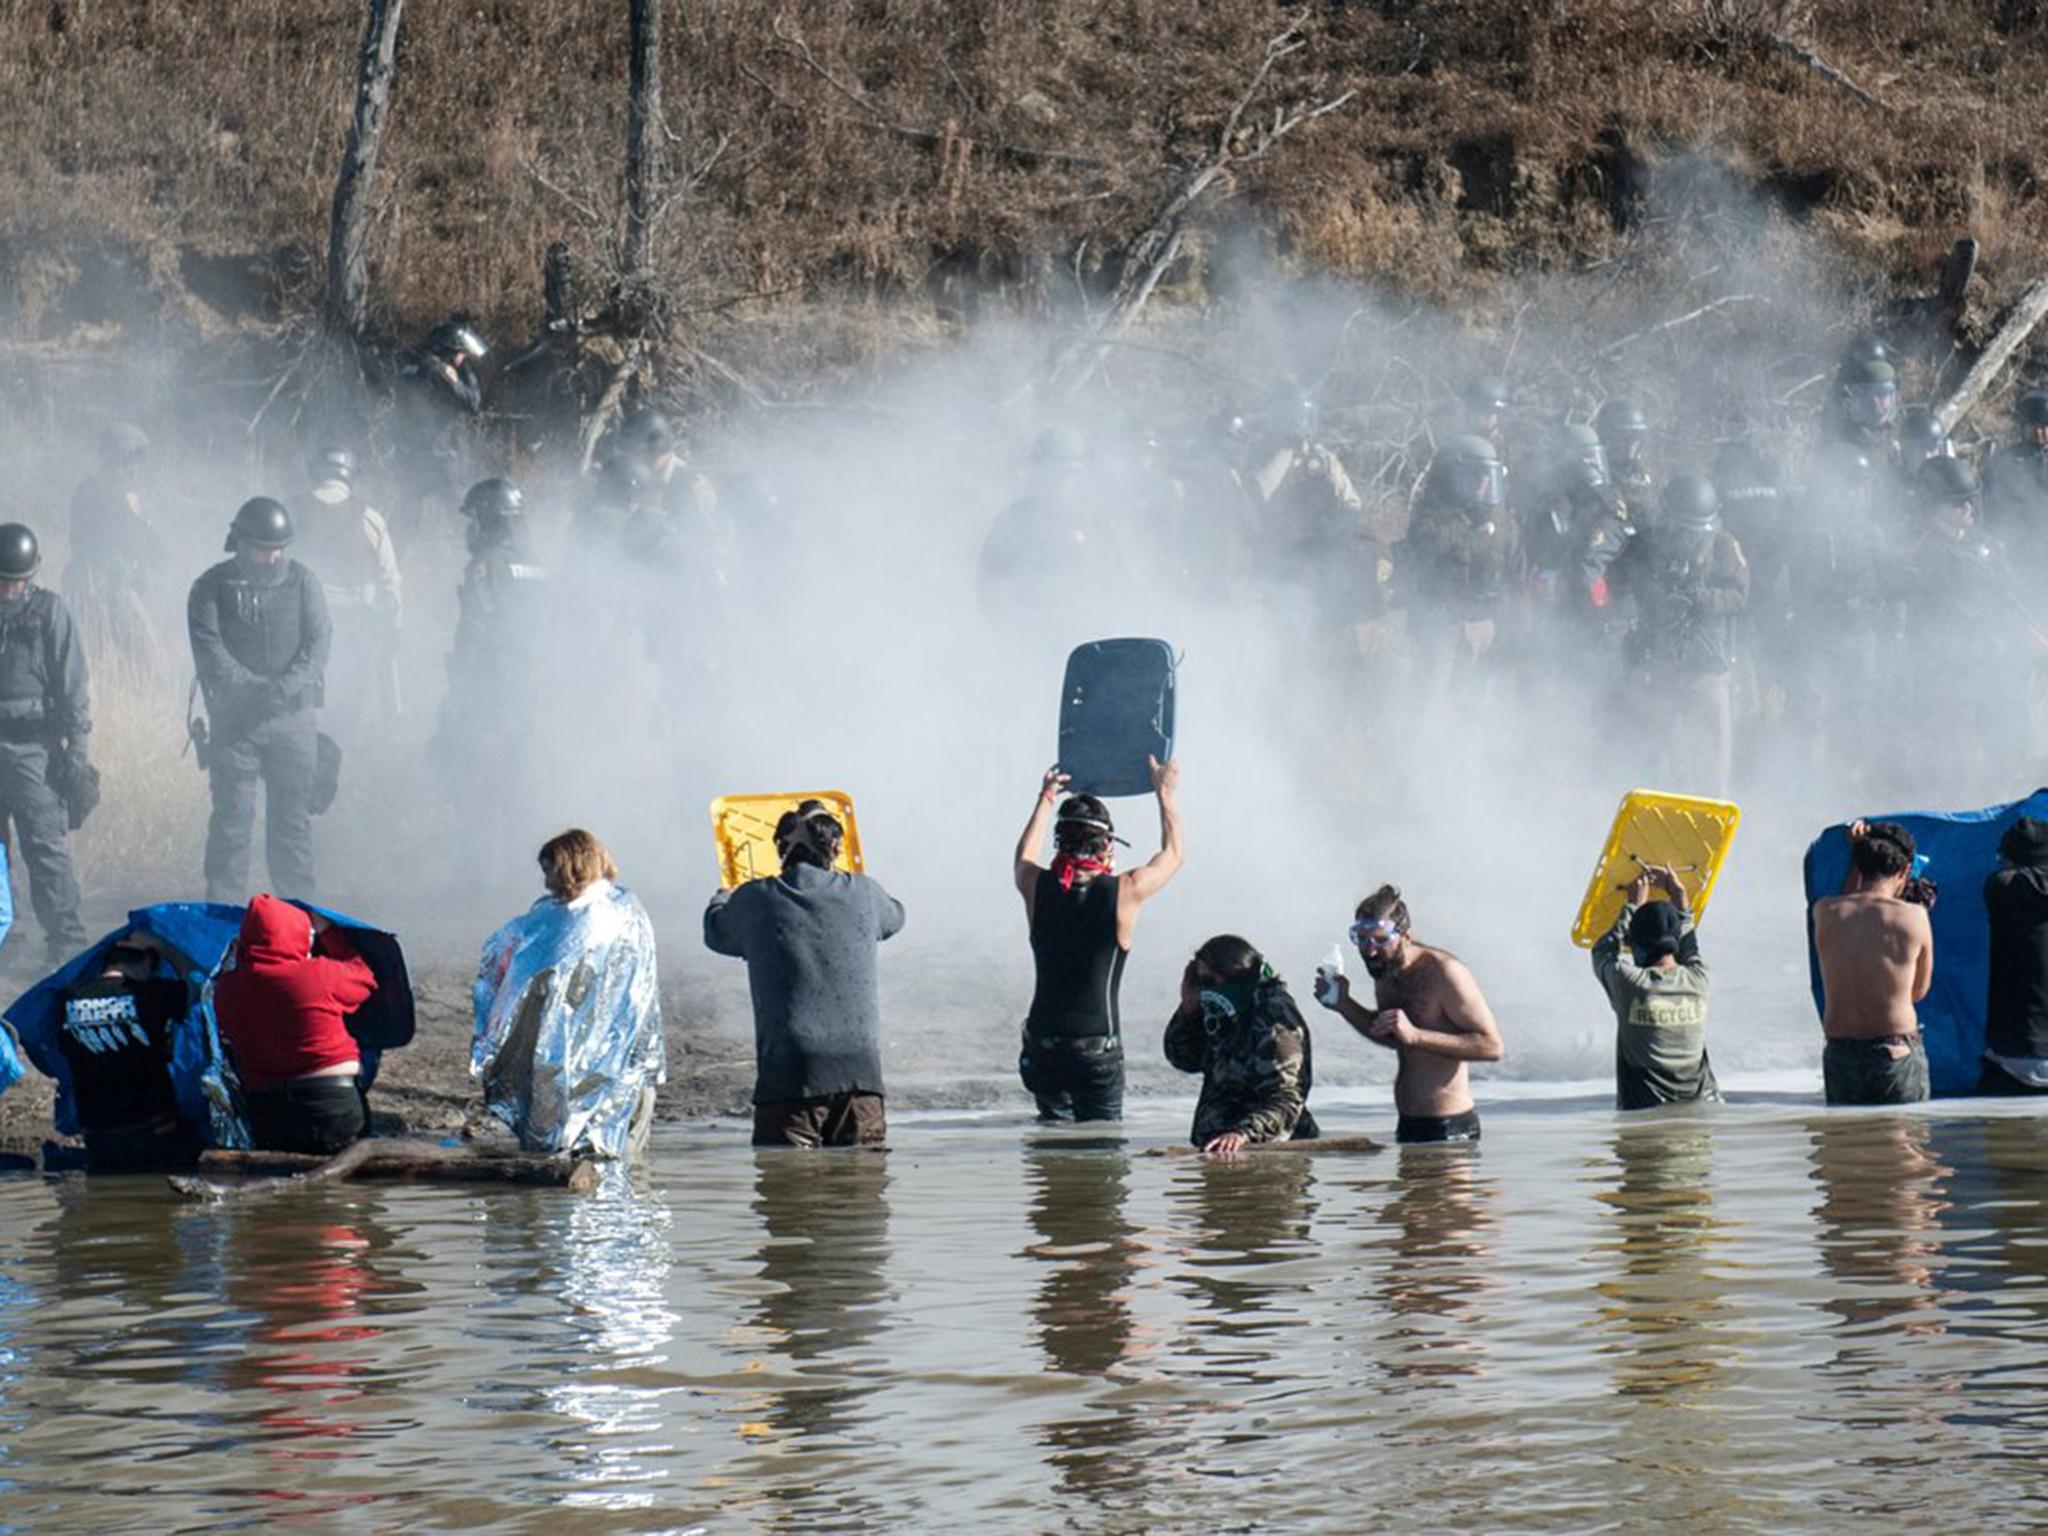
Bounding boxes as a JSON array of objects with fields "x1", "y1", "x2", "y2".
[
  {"x1": 704, "y1": 861, "x2": 906, "y2": 1103},
  {"x1": 1592, "y1": 905, "x2": 1718, "y2": 1109}
]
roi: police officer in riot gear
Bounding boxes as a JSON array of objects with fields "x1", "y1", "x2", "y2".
[
  {"x1": 1404, "y1": 434, "x2": 1519, "y2": 722},
  {"x1": 65, "y1": 421, "x2": 167, "y2": 672},
  {"x1": 297, "y1": 444, "x2": 402, "y2": 731},
  {"x1": 1613, "y1": 475, "x2": 1749, "y2": 794},
  {"x1": 978, "y1": 426, "x2": 1128, "y2": 635},
  {"x1": 436, "y1": 480, "x2": 549, "y2": 813},
  {"x1": 1595, "y1": 398, "x2": 1656, "y2": 525},
  {"x1": 1897, "y1": 406, "x2": 1952, "y2": 470},
  {"x1": 0, "y1": 524, "x2": 94, "y2": 960},
  {"x1": 1989, "y1": 390, "x2": 2048, "y2": 582},
  {"x1": 187, "y1": 498, "x2": 332, "y2": 901},
  {"x1": 394, "y1": 313, "x2": 488, "y2": 539}
]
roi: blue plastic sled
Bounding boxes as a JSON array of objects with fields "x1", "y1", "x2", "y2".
[
  {"x1": 1057, "y1": 638, "x2": 1176, "y2": 798},
  {"x1": 1803, "y1": 788, "x2": 2048, "y2": 1097},
  {"x1": 3, "y1": 900, "x2": 414, "y2": 1142}
]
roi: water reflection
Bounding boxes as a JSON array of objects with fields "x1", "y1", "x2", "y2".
[
  {"x1": 1376, "y1": 1146, "x2": 1499, "y2": 1386},
  {"x1": 1022, "y1": 1145, "x2": 1149, "y2": 1513},
  {"x1": 1807, "y1": 1115, "x2": 1953, "y2": 1346},
  {"x1": 1593, "y1": 1116, "x2": 1735, "y2": 1402},
  {"x1": 1177, "y1": 1154, "x2": 1319, "y2": 1374}
]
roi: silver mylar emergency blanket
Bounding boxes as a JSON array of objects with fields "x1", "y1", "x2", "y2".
[{"x1": 472, "y1": 882, "x2": 665, "y2": 1159}]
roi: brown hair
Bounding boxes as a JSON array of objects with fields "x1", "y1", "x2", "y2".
[
  {"x1": 538, "y1": 828, "x2": 619, "y2": 903},
  {"x1": 1354, "y1": 884, "x2": 1412, "y2": 934}
]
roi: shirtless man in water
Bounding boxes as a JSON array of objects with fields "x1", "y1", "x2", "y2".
[
  {"x1": 1319, "y1": 884, "x2": 1504, "y2": 1142},
  {"x1": 1811, "y1": 820, "x2": 1934, "y2": 1105}
]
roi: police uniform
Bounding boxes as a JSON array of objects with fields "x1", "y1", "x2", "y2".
[
  {"x1": 1162, "y1": 977, "x2": 1318, "y2": 1148},
  {"x1": 187, "y1": 557, "x2": 331, "y2": 900},
  {"x1": 0, "y1": 584, "x2": 91, "y2": 954}
]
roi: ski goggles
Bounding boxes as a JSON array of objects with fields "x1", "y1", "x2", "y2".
[{"x1": 1349, "y1": 917, "x2": 1402, "y2": 952}]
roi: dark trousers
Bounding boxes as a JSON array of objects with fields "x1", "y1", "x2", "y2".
[
  {"x1": 753, "y1": 1091, "x2": 886, "y2": 1148},
  {"x1": 1977, "y1": 1058, "x2": 2048, "y2": 1095},
  {"x1": 84, "y1": 1118, "x2": 202, "y2": 1173},
  {"x1": 0, "y1": 737, "x2": 85, "y2": 951},
  {"x1": 246, "y1": 1075, "x2": 365, "y2": 1155},
  {"x1": 1822, "y1": 1035, "x2": 1930, "y2": 1106},
  {"x1": 1019, "y1": 1034, "x2": 1125, "y2": 1122},
  {"x1": 206, "y1": 708, "x2": 317, "y2": 901}
]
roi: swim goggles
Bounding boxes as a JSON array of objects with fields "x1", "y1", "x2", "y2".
[{"x1": 1349, "y1": 917, "x2": 1401, "y2": 952}]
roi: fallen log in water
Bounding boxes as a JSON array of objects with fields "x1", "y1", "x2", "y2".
[
  {"x1": 1144, "y1": 1135, "x2": 1383, "y2": 1158},
  {"x1": 171, "y1": 1138, "x2": 602, "y2": 1199}
]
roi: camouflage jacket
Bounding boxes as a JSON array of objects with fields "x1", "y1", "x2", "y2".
[{"x1": 1163, "y1": 979, "x2": 1316, "y2": 1147}]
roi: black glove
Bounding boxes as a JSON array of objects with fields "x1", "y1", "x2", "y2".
[{"x1": 57, "y1": 756, "x2": 100, "y2": 830}]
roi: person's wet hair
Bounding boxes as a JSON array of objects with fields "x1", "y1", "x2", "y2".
[
  {"x1": 1194, "y1": 933, "x2": 1264, "y2": 983},
  {"x1": 1627, "y1": 901, "x2": 1686, "y2": 964},
  {"x1": 1355, "y1": 884, "x2": 1412, "y2": 935},
  {"x1": 775, "y1": 799, "x2": 845, "y2": 869},
  {"x1": 1849, "y1": 821, "x2": 1915, "y2": 880},
  {"x1": 1053, "y1": 793, "x2": 1114, "y2": 859},
  {"x1": 538, "y1": 827, "x2": 619, "y2": 903}
]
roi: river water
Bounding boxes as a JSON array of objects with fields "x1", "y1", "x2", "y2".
[{"x1": 1, "y1": 1082, "x2": 2045, "y2": 1533}]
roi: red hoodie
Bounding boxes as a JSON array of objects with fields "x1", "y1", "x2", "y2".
[{"x1": 214, "y1": 894, "x2": 378, "y2": 1094}]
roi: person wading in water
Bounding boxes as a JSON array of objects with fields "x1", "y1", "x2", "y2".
[{"x1": 1012, "y1": 756, "x2": 1183, "y2": 1121}]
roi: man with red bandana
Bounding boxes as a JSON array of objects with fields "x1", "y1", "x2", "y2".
[
  {"x1": 214, "y1": 893, "x2": 378, "y2": 1154},
  {"x1": 1010, "y1": 756, "x2": 1183, "y2": 1120}
]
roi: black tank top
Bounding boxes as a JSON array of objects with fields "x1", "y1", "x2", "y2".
[{"x1": 1026, "y1": 869, "x2": 1127, "y2": 1039}]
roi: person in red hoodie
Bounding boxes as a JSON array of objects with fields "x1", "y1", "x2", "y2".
[{"x1": 214, "y1": 893, "x2": 378, "y2": 1153}]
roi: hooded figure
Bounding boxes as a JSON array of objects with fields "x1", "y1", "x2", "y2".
[
  {"x1": 473, "y1": 829, "x2": 665, "y2": 1160},
  {"x1": 1982, "y1": 817, "x2": 2048, "y2": 1093},
  {"x1": 212, "y1": 893, "x2": 377, "y2": 1154}
]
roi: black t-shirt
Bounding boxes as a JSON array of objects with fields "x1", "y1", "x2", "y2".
[
  {"x1": 59, "y1": 977, "x2": 188, "y2": 1132},
  {"x1": 1026, "y1": 870, "x2": 1127, "y2": 1040},
  {"x1": 1986, "y1": 866, "x2": 2048, "y2": 1061}
]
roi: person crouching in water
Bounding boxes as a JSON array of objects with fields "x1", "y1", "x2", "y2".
[
  {"x1": 1983, "y1": 816, "x2": 2048, "y2": 1095},
  {"x1": 1811, "y1": 820, "x2": 1933, "y2": 1105},
  {"x1": 1318, "y1": 884, "x2": 1504, "y2": 1143},
  {"x1": 473, "y1": 829, "x2": 665, "y2": 1161},
  {"x1": 705, "y1": 800, "x2": 905, "y2": 1147},
  {"x1": 213, "y1": 894, "x2": 377, "y2": 1154},
  {"x1": 1164, "y1": 935, "x2": 1317, "y2": 1154},
  {"x1": 1593, "y1": 863, "x2": 1721, "y2": 1109},
  {"x1": 1012, "y1": 756, "x2": 1184, "y2": 1121},
  {"x1": 60, "y1": 936, "x2": 200, "y2": 1171}
]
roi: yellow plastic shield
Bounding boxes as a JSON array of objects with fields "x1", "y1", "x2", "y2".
[
  {"x1": 709, "y1": 791, "x2": 864, "y2": 890},
  {"x1": 1570, "y1": 789, "x2": 1741, "y2": 948}
]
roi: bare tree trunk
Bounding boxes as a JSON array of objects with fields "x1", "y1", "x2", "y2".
[
  {"x1": 1938, "y1": 273, "x2": 2048, "y2": 434},
  {"x1": 624, "y1": 0, "x2": 665, "y2": 277},
  {"x1": 325, "y1": 0, "x2": 406, "y2": 337}
]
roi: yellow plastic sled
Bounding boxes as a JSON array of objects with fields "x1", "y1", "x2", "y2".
[
  {"x1": 709, "y1": 791, "x2": 864, "y2": 889},
  {"x1": 1570, "y1": 789, "x2": 1741, "y2": 948}
]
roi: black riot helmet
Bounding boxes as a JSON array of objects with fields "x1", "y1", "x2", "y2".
[
  {"x1": 226, "y1": 496, "x2": 294, "y2": 552},
  {"x1": 308, "y1": 444, "x2": 356, "y2": 487},
  {"x1": 424, "y1": 312, "x2": 488, "y2": 363},
  {"x1": 618, "y1": 407, "x2": 677, "y2": 461},
  {"x1": 0, "y1": 524, "x2": 41, "y2": 581},
  {"x1": 1660, "y1": 474, "x2": 1721, "y2": 534},
  {"x1": 1896, "y1": 406, "x2": 1951, "y2": 464},
  {"x1": 1844, "y1": 333, "x2": 1893, "y2": 369},
  {"x1": 1839, "y1": 356, "x2": 1900, "y2": 430},
  {"x1": 598, "y1": 453, "x2": 653, "y2": 510},
  {"x1": 1463, "y1": 375, "x2": 1510, "y2": 415},
  {"x1": 462, "y1": 478, "x2": 525, "y2": 521},
  {"x1": 1916, "y1": 453, "x2": 1980, "y2": 507},
  {"x1": 1559, "y1": 422, "x2": 1610, "y2": 486},
  {"x1": 1429, "y1": 433, "x2": 1507, "y2": 514},
  {"x1": 102, "y1": 421, "x2": 149, "y2": 466},
  {"x1": 2017, "y1": 391, "x2": 2048, "y2": 429},
  {"x1": 1595, "y1": 398, "x2": 1651, "y2": 461}
]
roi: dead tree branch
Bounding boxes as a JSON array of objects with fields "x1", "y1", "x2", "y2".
[
  {"x1": 1937, "y1": 273, "x2": 2048, "y2": 433},
  {"x1": 580, "y1": 336, "x2": 648, "y2": 470},
  {"x1": 324, "y1": 0, "x2": 406, "y2": 336},
  {"x1": 1771, "y1": 35, "x2": 1888, "y2": 112},
  {"x1": 624, "y1": 0, "x2": 665, "y2": 277},
  {"x1": 1598, "y1": 293, "x2": 1761, "y2": 358}
]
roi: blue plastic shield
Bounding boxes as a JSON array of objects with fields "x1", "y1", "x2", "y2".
[{"x1": 1803, "y1": 788, "x2": 2048, "y2": 1097}]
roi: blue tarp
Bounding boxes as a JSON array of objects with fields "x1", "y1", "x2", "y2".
[
  {"x1": 1803, "y1": 788, "x2": 2048, "y2": 1096},
  {"x1": 0, "y1": 845, "x2": 20, "y2": 1095},
  {"x1": 2, "y1": 900, "x2": 413, "y2": 1140}
]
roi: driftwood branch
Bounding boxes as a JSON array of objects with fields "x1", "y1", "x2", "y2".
[
  {"x1": 172, "y1": 1140, "x2": 602, "y2": 1199},
  {"x1": 324, "y1": 0, "x2": 406, "y2": 336},
  {"x1": 1598, "y1": 293, "x2": 1761, "y2": 358},
  {"x1": 1937, "y1": 273, "x2": 2048, "y2": 433},
  {"x1": 1771, "y1": 35, "x2": 1888, "y2": 113}
]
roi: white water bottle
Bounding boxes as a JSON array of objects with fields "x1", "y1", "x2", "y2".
[{"x1": 1314, "y1": 943, "x2": 1346, "y2": 1008}]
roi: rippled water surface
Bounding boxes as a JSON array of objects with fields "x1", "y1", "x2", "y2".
[{"x1": 2, "y1": 1085, "x2": 2047, "y2": 1533}]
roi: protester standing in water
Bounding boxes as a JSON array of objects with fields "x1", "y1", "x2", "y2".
[
  {"x1": 1811, "y1": 821, "x2": 1933, "y2": 1105},
  {"x1": 705, "y1": 800, "x2": 905, "y2": 1148},
  {"x1": 1980, "y1": 816, "x2": 2048, "y2": 1095},
  {"x1": 1319, "y1": 885, "x2": 1503, "y2": 1142},
  {"x1": 1164, "y1": 934, "x2": 1317, "y2": 1153},
  {"x1": 1591, "y1": 863, "x2": 1721, "y2": 1109},
  {"x1": 1012, "y1": 755, "x2": 1183, "y2": 1121}
]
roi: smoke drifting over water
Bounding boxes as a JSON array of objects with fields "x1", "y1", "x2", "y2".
[{"x1": 2, "y1": 169, "x2": 2030, "y2": 1093}]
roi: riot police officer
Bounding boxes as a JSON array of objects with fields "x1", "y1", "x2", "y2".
[
  {"x1": 394, "y1": 313, "x2": 488, "y2": 539},
  {"x1": 65, "y1": 421, "x2": 166, "y2": 674},
  {"x1": 0, "y1": 524, "x2": 94, "y2": 961},
  {"x1": 186, "y1": 498, "x2": 331, "y2": 901},
  {"x1": 977, "y1": 427, "x2": 1128, "y2": 636},
  {"x1": 1988, "y1": 390, "x2": 2048, "y2": 582},
  {"x1": 1595, "y1": 397, "x2": 1657, "y2": 526},
  {"x1": 296, "y1": 445, "x2": 402, "y2": 731},
  {"x1": 1403, "y1": 433, "x2": 1519, "y2": 719}
]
